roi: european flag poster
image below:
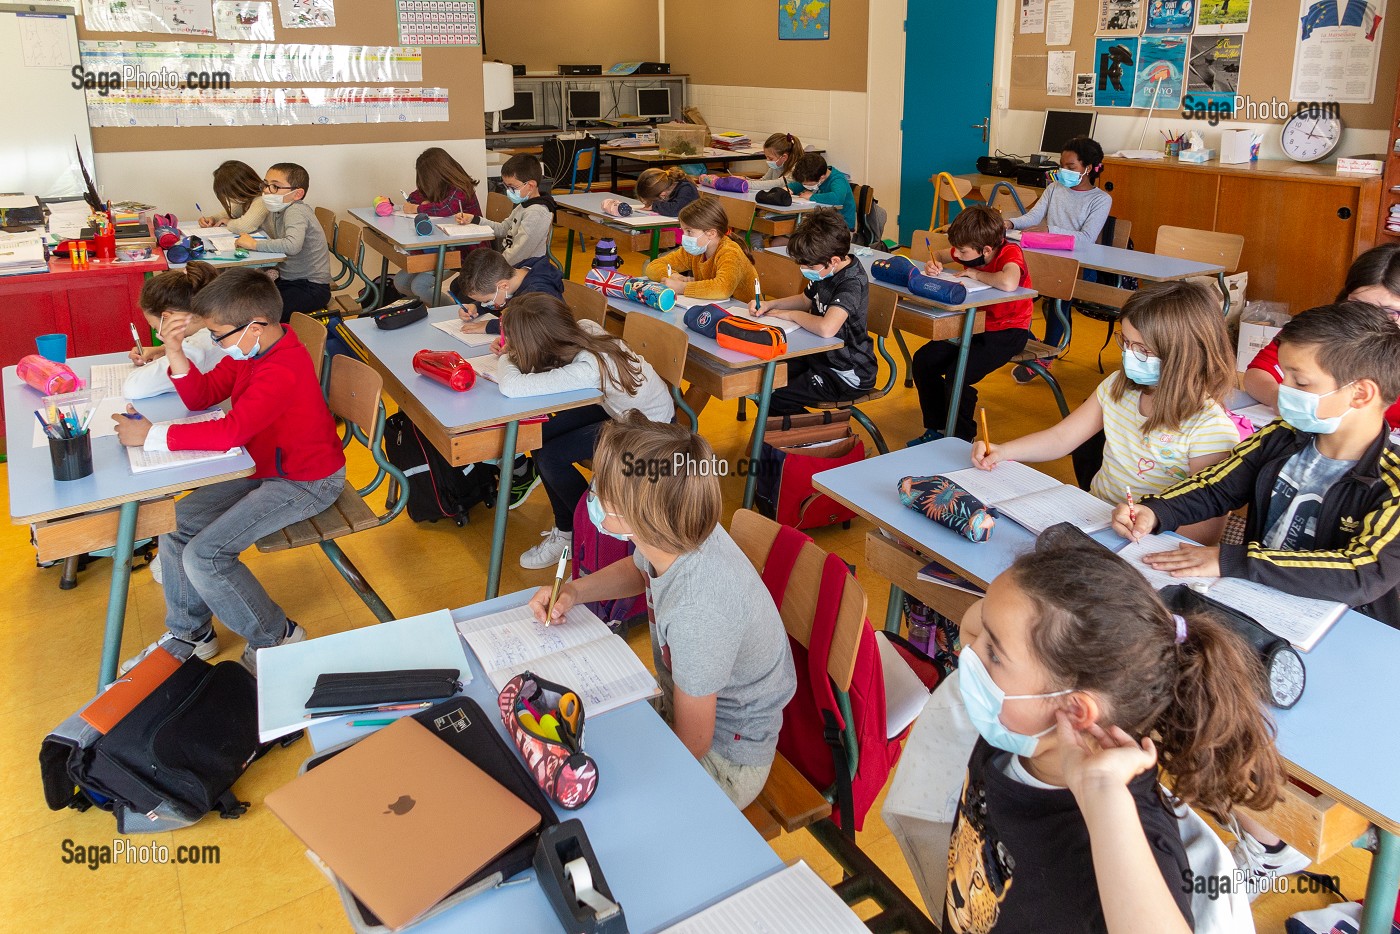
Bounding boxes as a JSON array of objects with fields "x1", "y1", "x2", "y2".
[
  {"x1": 1132, "y1": 35, "x2": 1188, "y2": 109},
  {"x1": 1094, "y1": 37, "x2": 1139, "y2": 107}
]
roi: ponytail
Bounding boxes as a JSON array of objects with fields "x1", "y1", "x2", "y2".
[
  {"x1": 139, "y1": 261, "x2": 220, "y2": 315},
  {"x1": 763, "y1": 132, "x2": 805, "y2": 177},
  {"x1": 677, "y1": 197, "x2": 752, "y2": 261}
]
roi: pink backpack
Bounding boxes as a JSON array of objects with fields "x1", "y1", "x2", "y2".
[{"x1": 570, "y1": 492, "x2": 647, "y2": 631}]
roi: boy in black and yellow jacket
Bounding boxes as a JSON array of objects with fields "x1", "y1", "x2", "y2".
[{"x1": 1112, "y1": 301, "x2": 1400, "y2": 629}]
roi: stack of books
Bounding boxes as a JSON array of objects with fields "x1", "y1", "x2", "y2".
[
  {"x1": 110, "y1": 200, "x2": 155, "y2": 240},
  {"x1": 1388, "y1": 203, "x2": 1400, "y2": 235},
  {"x1": 0, "y1": 231, "x2": 49, "y2": 277},
  {"x1": 710, "y1": 131, "x2": 752, "y2": 150}
]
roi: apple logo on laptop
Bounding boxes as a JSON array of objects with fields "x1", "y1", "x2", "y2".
[{"x1": 384, "y1": 795, "x2": 416, "y2": 816}]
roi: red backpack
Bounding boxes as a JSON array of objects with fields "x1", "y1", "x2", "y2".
[{"x1": 758, "y1": 523, "x2": 921, "y2": 831}]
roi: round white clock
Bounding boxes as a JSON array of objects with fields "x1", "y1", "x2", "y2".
[{"x1": 1280, "y1": 109, "x2": 1345, "y2": 162}]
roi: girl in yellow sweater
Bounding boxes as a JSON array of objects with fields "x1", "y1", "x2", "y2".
[{"x1": 644, "y1": 197, "x2": 757, "y2": 302}]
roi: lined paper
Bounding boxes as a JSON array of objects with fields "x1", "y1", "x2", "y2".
[
  {"x1": 430, "y1": 316, "x2": 498, "y2": 347},
  {"x1": 659, "y1": 862, "x2": 867, "y2": 934},
  {"x1": 1116, "y1": 534, "x2": 1214, "y2": 590},
  {"x1": 943, "y1": 462, "x2": 1062, "y2": 505},
  {"x1": 996, "y1": 483, "x2": 1114, "y2": 534},
  {"x1": 1207, "y1": 578, "x2": 1345, "y2": 652},
  {"x1": 127, "y1": 412, "x2": 243, "y2": 474}
]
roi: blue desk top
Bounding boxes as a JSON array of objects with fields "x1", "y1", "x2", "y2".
[
  {"x1": 1010, "y1": 234, "x2": 1224, "y2": 281},
  {"x1": 4, "y1": 354, "x2": 257, "y2": 524},
  {"x1": 814, "y1": 438, "x2": 1400, "y2": 832},
  {"x1": 699, "y1": 185, "x2": 820, "y2": 216},
  {"x1": 344, "y1": 306, "x2": 602, "y2": 433},
  {"x1": 554, "y1": 192, "x2": 682, "y2": 229},
  {"x1": 308, "y1": 591, "x2": 783, "y2": 933},
  {"x1": 607, "y1": 295, "x2": 843, "y2": 370},
  {"x1": 348, "y1": 208, "x2": 497, "y2": 250}
]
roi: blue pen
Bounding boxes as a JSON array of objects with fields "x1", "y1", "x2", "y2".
[
  {"x1": 122, "y1": 410, "x2": 144, "y2": 420},
  {"x1": 34, "y1": 411, "x2": 56, "y2": 440},
  {"x1": 449, "y1": 291, "x2": 477, "y2": 321},
  {"x1": 195, "y1": 202, "x2": 202, "y2": 213}
]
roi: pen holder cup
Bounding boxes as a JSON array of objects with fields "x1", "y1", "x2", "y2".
[
  {"x1": 499, "y1": 672, "x2": 599, "y2": 809},
  {"x1": 93, "y1": 228, "x2": 117, "y2": 260},
  {"x1": 49, "y1": 431, "x2": 93, "y2": 481}
]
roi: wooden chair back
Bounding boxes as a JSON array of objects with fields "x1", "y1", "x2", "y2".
[
  {"x1": 1021, "y1": 252, "x2": 1081, "y2": 303},
  {"x1": 717, "y1": 195, "x2": 758, "y2": 237},
  {"x1": 1107, "y1": 216, "x2": 1132, "y2": 249},
  {"x1": 1155, "y1": 225, "x2": 1244, "y2": 273},
  {"x1": 730, "y1": 509, "x2": 867, "y2": 692},
  {"x1": 987, "y1": 184, "x2": 1039, "y2": 219},
  {"x1": 334, "y1": 216, "x2": 365, "y2": 264},
  {"x1": 287, "y1": 312, "x2": 327, "y2": 381},
  {"x1": 326, "y1": 354, "x2": 383, "y2": 431},
  {"x1": 314, "y1": 206, "x2": 338, "y2": 252},
  {"x1": 908, "y1": 229, "x2": 951, "y2": 262},
  {"x1": 753, "y1": 249, "x2": 804, "y2": 299},
  {"x1": 622, "y1": 312, "x2": 689, "y2": 390},
  {"x1": 486, "y1": 191, "x2": 512, "y2": 223},
  {"x1": 562, "y1": 279, "x2": 607, "y2": 326},
  {"x1": 865, "y1": 281, "x2": 898, "y2": 339}
]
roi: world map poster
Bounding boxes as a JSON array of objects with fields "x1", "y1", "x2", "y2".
[{"x1": 779, "y1": 0, "x2": 830, "y2": 40}]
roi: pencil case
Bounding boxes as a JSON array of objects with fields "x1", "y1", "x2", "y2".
[
  {"x1": 412, "y1": 349, "x2": 476, "y2": 392},
  {"x1": 710, "y1": 176, "x2": 749, "y2": 193},
  {"x1": 304, "y1": 668, "x2": 462, "y2": 710},
  {"x1": 872, "y1": 255, "x2": 969, "y2": 305},
  {"x1": 499, "y1": 672, "x2": 599, "y2": 809},
  {"x1": 18, "y1": 355, "x2": 83, "y2": 395},
  {"x1": 897, "y1": 475, "x2": 996, "y2": 543},
  {"x1": 372, "y1": 296, "x2": 426, "y2": 329},
  {"x1": 1019, "y1": 231, "x2": 1075, "y2": 251}
]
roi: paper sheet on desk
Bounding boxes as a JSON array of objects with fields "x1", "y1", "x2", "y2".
[
  {"x1": 431, "y1": 316, "x2": 498, "y2": 347},
  {"x1": 32, "y1": 396, "x2": 128, "y2": 447},
  {"x1": 126, "y1": 412, "x2": 243, "y2": 474},
  {"x1": 1233, "y1": 403, "x2": 1279, "y2": 429},
  {"x1": 1115, "y1": 534, "x2": 1215, "y2": 590},
  {"x1": 434, "y1": 222, "x2": 495, "y2": 237},
  {"x1": 658, "y1": 861, "x2": 867, "y2": 933}
]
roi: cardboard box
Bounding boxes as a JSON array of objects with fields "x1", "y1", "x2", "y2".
[
  {"x1": 1237, "y1": 320, "x2": 1283, "y2": 371},
  {"x1": 1220, "y1": 129, "x2": 1253, "y2": 164}
]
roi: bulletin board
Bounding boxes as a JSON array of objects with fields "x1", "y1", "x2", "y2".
[
  {"x1": 1010, "y1": 1, "x2": 1400, "y2": 129},
  {"x1": 79, "y1": 0, "x2": 483, "y2": 151}
]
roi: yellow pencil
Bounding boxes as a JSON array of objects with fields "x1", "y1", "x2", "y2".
[{"x1": 978, "y1": 407, "x2": 991, "y2": 449}]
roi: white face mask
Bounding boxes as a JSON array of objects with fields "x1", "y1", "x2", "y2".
[{"x1": 262, "y1": 194, "x2": 290, "y2": 213}]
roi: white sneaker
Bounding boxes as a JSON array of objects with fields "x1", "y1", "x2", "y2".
[
  {"x1": 149, "y1": 553, "x2": 163, "y2": 586},
  {"x1": 241, "y1": 621, "x2": 306, "y2": 676},
  {"x1": 120, "y1": 629, "x2": 218, "y2": 675},
  {"x1": 520, "y1": 527, "x2": 570, "y2": 570},
  {"x1": 1229, "y1": 817, "x2": 1312, "y2": 901}
]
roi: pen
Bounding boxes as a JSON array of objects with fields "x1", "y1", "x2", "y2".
[
  {"x1": 302, "y1": 701, "x2": 436, "y2": 719},
  {"x1": 122, "y1": 410, "x2": 143, "y2": 420},
  {"x1": 34, "y1": 411, "x2": 56, "y2": 440},
  {"x1": 1126, "y1": 485, "x2": 1137, "y2": 524},
  {"x1": 347, "y1": 719, "x2": 398, "y2": 727},
  {"x1": 195, "y1": 202, "x2": 202, "y2": 214},
  {"x1": 753, "y1": 274, "x2": 763, "y2": 313},
  {"x1": 130, "y1": 322, "x2": 143, "y2": 352},
  {"x1": 80, "y1": 406, "x2": 96, "y2": 433},
  {"x1": 977, "y1": 407, "x2": 991, "y2": 450},
  {"x1": 667, "y1": 264, "x2": 673, "y2": 278},
  {"x1": 545, "y1": 545, "x2": 571, "y2": 624}
]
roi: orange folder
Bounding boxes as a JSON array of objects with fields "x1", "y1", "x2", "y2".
[{"x1": 81, "y1": 646, "x2": 182, "y2": 733}]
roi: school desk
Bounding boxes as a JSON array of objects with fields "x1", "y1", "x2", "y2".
[
  {"x1": 4, "y1": 353, "x2": 257, "y2": 689},
  {"x1": 770, "y1": 245, "x2": 1040, "y2": 439},
  {"x1": 341, "y1": 308, "x2": 602, "y2": 600},
  {"x1": 812, "y1": 438, "x2": 1400, "y2": 934},
  {"x1": 552, "y1": 192, "x2": 682, "y2": 273},
  {"x1": 347, "y1": 208, "x2": 495, "y2": 309},
  {"x1": 600, "y1": 293, "x2": 842, "y2": 510},
  {"x1": 696, "y1": 183, "x2": 822, "y2": 241},
  {"x1": 299, "y1": 589, "x2": 785, "y2": 933},
  {"x1": 1011, "y1": 236, "x2": 1231, "y2": 318},
  {"x1": 0, "y1": 255, "x2": 168, "y2": 443},
  {"x1": 191, "y1": 249, "x2": 288, "y2": 270},
  {"x1": 604, "y1": 146, "x2": 765, "y2": 194}
]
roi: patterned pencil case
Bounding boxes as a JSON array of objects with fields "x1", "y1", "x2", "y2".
[
  {"x1": 498, "y1": 672, "x2": 599, "y2": 810},
  {"x1": 897, "y1": 475, "x2": 996, "y2": 543}
]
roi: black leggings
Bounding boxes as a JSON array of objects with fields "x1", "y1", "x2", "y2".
[
  {"x1": 537, "y1": 405, "x2": 610, "y2": 530},
  {"x1": 910, "y1": 329, "x2": 1029, "y2": 439}
]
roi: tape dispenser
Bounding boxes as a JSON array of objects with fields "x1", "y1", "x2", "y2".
[{"x1": 533, "y1": 819, "x2": 627, "y2": 934}]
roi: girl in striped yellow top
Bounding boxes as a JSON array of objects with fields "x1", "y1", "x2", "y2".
[{"x1": 973, "y1": 281, "x2": 1245, "y2": 543}]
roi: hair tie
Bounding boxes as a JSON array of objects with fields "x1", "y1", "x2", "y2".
[{"x1": 1173, "y1": 614, "x2": 1188, "y2": 644}]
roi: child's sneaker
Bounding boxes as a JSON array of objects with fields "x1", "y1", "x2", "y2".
[
  {"x1": 120, "y1": 629, "x2": 218, "y2": 675},
  {"x1": 520, "y1": 527, "x2": 570, "y2": 570},
  {"x1": 1012, "y1": 359, "x2": 1052, "y2": 384},
  {"x1": 906, "y1": 428, "x2": 945, "y2": 448},
  {"x1": 240, "y1": 620, "x2": 306, "y2": 677},
  {"x1": 509, "y1": 456, "x2": 542, "y2": 510},
  {"x1": 1230, "y1": 825, "x2": 1311, "y2": 901},
  {"x1": 149, "y1": 553, "x2": 163, "y2": 586}
]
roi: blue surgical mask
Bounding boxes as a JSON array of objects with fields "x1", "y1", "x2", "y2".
[
  {"x1": 800, "y1": 266, "x2": 828, "y2": 282},
  {"x1": 680, "y1": 234, "x2": 708, "y2": 256},
  {"x1": 766, "y1": 160, "x2": 782, "y2": 171},
  {"x1": 506, "y1": 187, "x2": 528, "y2": 205},
  {"x1": 1055, "y1": 168, "x2": 1085, "y2": 188},
  {"x1": 224, "y1": 333, "x2": 260, "y2": 361},
  {"x1": 1276, "y1": 382, "x2": 1355, "y2": 434},
  {"x1": 1122, "y1": 353, "x2": 1162, "y2": 387},
  {"x1": 586, "y1": 489, "x2": 632, "y2": 541},
  {"x1": 958, "y1": 645, "x2": 1072, "y2": 758}
]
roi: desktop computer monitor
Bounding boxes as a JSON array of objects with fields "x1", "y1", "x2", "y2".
[
  {"x1": 500, "y1": 90, "x2": 537, "y2": 125},
  {"x1": 567, "y1": 89, "x2": 602, "y2": 123},
  {"x1": 636, "y1": 87, "x2": 671, "y2": 120},
  {"x1": 1039, "y1": 109, "x2": 1097, "y2": 156}
]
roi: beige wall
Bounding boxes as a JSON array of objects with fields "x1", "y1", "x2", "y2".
[{"x1": 484, "y1": 0, "x2": 661, "y2": 72}]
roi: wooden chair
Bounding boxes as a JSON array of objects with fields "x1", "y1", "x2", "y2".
[
  {"x1": 1156, "y1": 225, "x2": 1245, "y2": 317},
  {"x1": 287, "y1": 312, "x2": 327, "y2": 388},
  {"x1": 328, "y1": 217, "x2": 382, "y2": 316},
  {"x1": 562, "y1": 279, "x2": 607, "y2": 326},
  {"x1": 315, "y1": 206, "x2": 353, "y2": 290},
  {"x1": 717, "y1": 195, "x2": 758, "y2": 250},
  {"x1": 811, "y1": 285, "x2": 899, "y2": 453},
  {"x1": 485, "y1": 191, "x2": 512, "y2": 223},
  {"x1": 551, "y1": 140, "x2": 601, "y2": 195},
  {"x1": 622, "y1": 312, "x2": 698, "y2": 429},
  {"x1": 906, "y1": 228, "x2": 950, "y2": 263},
  {"x1": 753, "y1": 248, "x2": 805, "y2": 301},
  {"x1": 1012, "y1": 253, "x2": 1080, "y2": 417},
  {"x1": 929, "y1": 172, "x2": 971, "y2": 231},
  {"x1": 255, "y1": 355, "x2": 408, "y2": 622},
  {"x1": 986, "y1": 181, "x2": 1039, "y2": 220}
]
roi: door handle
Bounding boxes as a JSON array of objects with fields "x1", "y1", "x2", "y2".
[{"x1": 971, "y1": 118, "x2": 990, "y2": 144}]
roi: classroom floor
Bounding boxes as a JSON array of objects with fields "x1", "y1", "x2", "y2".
[{"x1": 0, "y1": 233, "x2": 1372, "y2": 932}]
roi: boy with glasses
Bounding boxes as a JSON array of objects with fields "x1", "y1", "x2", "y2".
[{"x1": 234, "y1": 162, "x2": 331, "y2": 320}]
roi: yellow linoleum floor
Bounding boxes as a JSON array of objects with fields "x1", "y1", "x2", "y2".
[{"x1": 0, "y1": 235, "x2": 1371, "y2": 932}]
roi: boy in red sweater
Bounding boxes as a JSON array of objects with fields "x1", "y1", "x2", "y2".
[
  {"x1": 114, "y1": 268, "x2": 345, "y2": 675},
  {"x1": 908, "y1": 204, "x2": 1033, "y2": 444}
]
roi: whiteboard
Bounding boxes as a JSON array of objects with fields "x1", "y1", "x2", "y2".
[{"x1": 0, "y1": 6, "x2": 94, "y2": 200}]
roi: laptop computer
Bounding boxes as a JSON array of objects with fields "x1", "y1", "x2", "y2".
[{"x1": 266, "y1": 716, "x2": 541, "y2": 931}]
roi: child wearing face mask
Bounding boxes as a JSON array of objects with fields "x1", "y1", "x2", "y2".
[
  {"x1": 642, "y1": 197, "x2": 757, "y2": 301},
  {"x1": 455, "y1": 154, "x2": 557, "y2": 265},
  {"x1": 124, "y1": 262, "x2": 224, "y2": 399},
  {"x1": 788, "y1": 153, "x2": 856, "y2": 228},
  {"x1": 450, "y1": 243, "x2": 564, "y2": 335},
  {"x1": 931, "y1": 526, "x2": 1284, "y2": 933},
  {"x1": 699, "y1": 132, "x2": 804, "y2": 191},
  {"x1": 746, "y1": 208, "x2": 876, "y2": 415},
  {"x1": 973, "y1": 281, "x2": 1243, "y2": 543},
  {"x1": 394, "y1": 147, "x2": 483, "y2": 306},
  {"x1": 908, "y1": 205, "x2": 1034, "y2": 446},
  {"x1": 236, "y1": 162, "x2": 332, "y2": 321}
]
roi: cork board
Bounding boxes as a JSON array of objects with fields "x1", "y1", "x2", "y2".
[
  {"x1": 1010, "y1": 1, "x2": 1400, "y2": 129},
  {"x1": 664, "y1": 0, "x2": 868, "y2": 92},
  {"x1": 81, "y1": 3, "x2": 483, "y2": 152},
  {"x1": 482, "y1": 0, "x2": 660, "y2": 72}
]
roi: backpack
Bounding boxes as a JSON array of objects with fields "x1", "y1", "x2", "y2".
[
  {"x1": 758, "y1": 525, "x2": 909, "y2": 831},
  {"x1": 382, "y1": 412, "x2": 499, "y2": 525},
  {"x1": 39, "y1": 640, "x2": 294, "y2": 833},
  {"x1": 571, "y1": 490, "x2": 647, "y2": 632},
  {"x1": 754, "y1": 411, "x2": 864, "y2": 530},
  {"x1": 849, "y1": 182, "x2": 889, "y2": 248},
  {"x1": 540, "y1": 135, "x2": 602, "y2": 191}
]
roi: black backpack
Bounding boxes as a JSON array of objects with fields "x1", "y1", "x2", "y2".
[{"x1": 383, "y1": 411, "x2": 499, "y2": 525}]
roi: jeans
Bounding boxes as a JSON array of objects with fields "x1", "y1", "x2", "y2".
[
  {"x1": 393, "y1": 270, "x2": 443, "y2": 307},
  {"x1": 537, "y1": 405, "x2": 610, "y2": 531},
  {"x1": 160, "y1": 471, "x2": 345, "y2": 647},
  {"x1": 274, "y1": 278, "x2": 332, "y2": 321},
  {"x1": 910, "y1": 328, "x2": 1029, "y2": 439}
]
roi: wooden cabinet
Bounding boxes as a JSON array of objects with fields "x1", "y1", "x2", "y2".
[
  {"x1": 1378, "y1": 73, "x2": 1400, "y2": 242},
  {"x1": 1099, "y1": 156, "x2": 1379, "y2": 312}
]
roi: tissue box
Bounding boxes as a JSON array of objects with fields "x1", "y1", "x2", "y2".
[
  {"x1": 1179, "y1": 149, "x2": 1217, "y2": 164},
  {"x1": 1237, "y1": 320, "x2": 1283, "y2": 371},
  {"x1": 1220, "y1": 130, "x2": 1253, "y2": 164}
]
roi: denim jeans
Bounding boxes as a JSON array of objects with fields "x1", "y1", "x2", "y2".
[
  {"x1": 393, "y1": 270, "x2": 443, "y2": 307},
  {"x1": 160, "y1": 471, "x2": 345, "y2": 647}
]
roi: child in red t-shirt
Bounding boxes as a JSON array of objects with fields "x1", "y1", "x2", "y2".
[{"x1": 908, "y1": 205, "x2": 1033, "y2": 444}]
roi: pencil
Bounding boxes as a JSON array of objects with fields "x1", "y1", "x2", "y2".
[
  {"x1": 1126, "y1": 485, "x2": 1137, "y2": 524},
  {"x1": 977, "y1": 407, "x2": 991, "y2": 449}
]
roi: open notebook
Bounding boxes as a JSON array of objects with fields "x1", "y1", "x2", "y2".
[
  {"x1": 929, "y1": 271, "x2": 991, "y2": 293},
  {"x1": 431, "y1": 316, "x2": 499, "y2": 348},
  {"x1": 127, "y1": 412, "x2": 244, "y2": 474},
  {"x1": 434, "y1": 222, "x2": 495, "y2": 238},
  {"x1": 941, "y1": 462, "x2": 1114, "y2": 535},
  {"x1": 658, "y1": 861, "x2": 866, "y2": 933},
  {"x1": 1116, "y1": 534, "x2": 1347, "y2": 651},
  {"x1": 467, "y1": 353, "x2": 501, "y2": 383},
  {"x1": 455, "y1": 604, "x2": 659, "y2": 715}
]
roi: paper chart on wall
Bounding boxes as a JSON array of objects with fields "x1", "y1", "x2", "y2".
[
  {"x1": 1194, "y1": 0, "x2": 1251, "y2": 34},
  {"x1": 1094, "y1": 36, "x2": 1139, "y2": 106},
  {"x1": 1144, "y1": 0, "x2": 1194, "y2": 33},
  {"x1": 18, "y1": 13, "x2": 71, "y2": 69},
  {"x1": 395, "y1": 0, "x2": 479, "y2": 47},
  {"x1": 1075, "y1": 72, "x2": 1096, "y2": 104},
  {"x1": 1132, "y1": 34, "x2": 1188, "y2": 109},
  {"x1": 85, "y1": 86, "x2": 448, "y2": 127},
  {"x1": 79, "y1": 41, "x2": 424, "y2": 83},
  {"x1": 1048, "y1": 50, "x2": 1075, "y2": 95},
  {"x1": 1186, "y1": 34, "x2": 1243, "y2": 112},
  {"x1": 86, "y1": 0, "x2": 215, "y2": 36},
  {"x1": 213, "y1": 0, "x2": 273, "y2": 40},
  {"x1": 1021, "y1": 0, "x2": 1046, "y2": 33},
  {"x1": 1046, "y1": 0, "x2": 1074, "y2": 44},
  {"x1": 277, "y1": 0, "x2": 333, "y2": 27},
  {"x1": 1291, "y1": 0, "x2": 1387, "y2": 104}
]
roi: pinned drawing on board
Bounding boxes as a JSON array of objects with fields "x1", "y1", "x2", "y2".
[
  {"x1": 1186, "y1": 34, "x2": 1243, "y2": 112},
  {"x1": 1132, "y1": 35, "x2": 1187, "y2": 109},
  {"x1": 1075, "y1": 72, "x2": 1096, "y2": 105},
  {"x1": 86, "y1": 0, "x2": 215, "y2": 36},
  {"x1": 778, "y1": 0, "x2": 830, "y2": 39},
  {"x1": 1144, "y1": 0, "x2": 1195, "y2": 33},
  {"x1": 1194, "y1": 0, "x2": 1251, "y2": 33},
  {"x1": 1093, "y1": 36, "x2": 1139, "y2": 107},
  {"x1": 1096, "y1": 0, "x2": 1143, "y2": 35},
  {"x1": 214, "y1": 0, "x2": 273, "y2": 40},
  {"x1": 276, "y1": 0, "x2": 334, "y2": 28}
]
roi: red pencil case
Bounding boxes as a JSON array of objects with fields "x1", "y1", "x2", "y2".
[
  {"x1": 1019, "y1": 231, "x2": 1076, "y2": 251},
  {"x1": 498, "y1": 672, "x2": 599, "y2": 809}
]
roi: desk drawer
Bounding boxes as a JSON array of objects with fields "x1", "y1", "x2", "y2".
[{"x1": 32, "y1": 497, "x2": 177, "y2": 563}]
